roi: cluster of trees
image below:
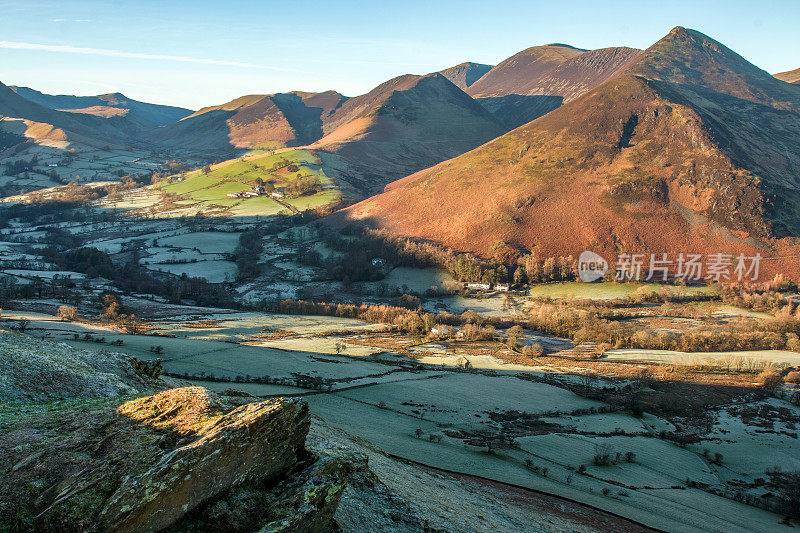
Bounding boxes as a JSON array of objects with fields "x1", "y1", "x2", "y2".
[
  {"x1": 512, "y1": 255, "x2": 577, "y2": 284},
  {"x1": 721, "y1": 285, "x2": 798, "y2": 316},
  {"x1": 351, "y1": 228, "x2": 579, "y2": 285},
  {"x1": 103, "y1": 177, "x2": 150, "y2": 201},
  {"x1": 273, "y1": 298, "x2": 507, "y2": 340},
  {"x1": 0, "y1": 201, "x2": 114, "y2": 228},
  {"x1": 767, "y1": 470, "x2": 800, "y2": 520},
  {"x1": 285, "y1": 176, "x2": 322, "y2": 198},
  {"x1": 97, "y1": 293, "x2": 146, "y2": 334},
  {"x1": 0, "y1": 274, "x2": 79, "y2": 309},
  {"x1": 42, "y1": 245, "x2": 235, "y2": 308},
  {"x1": 3, "y1": 155, "x2": 42, "y2": 176},
  {"x1": 444, "y1": 256, "x2": 511, "y2": 284},
  {"x1": 19, "y1": 181, "x2": 104, "y2": 206},
  {"x1": 592, "y1": 443, "x2": 637, "y2": 466},
  {"x1": 523, "y1": 299, "x2": 800, "y2": 354},
  {"x1": 275, "y1": 299, "x2": 430, "y2": 335},
  {"x1": 169, "y1": 370, "x2": 334, "y2": 391},
  {"x1": 0, "y1": 130, "x2": 25, "y2": 151},
  {"x1": 232, "y1": 229, "x2": 263, "y2": 281},
  {"x1": 298, "y1": 225, "x2": 503, "y2": 285},
  {"x1": 295, "y1": 226, "x2": 500, "y2": 285}
]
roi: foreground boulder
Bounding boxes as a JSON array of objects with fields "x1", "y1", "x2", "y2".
[
  {"x1": 0, "y1": 384, "x2": 347, "y2": 532},
  {"x1": 100, "y1": 388, "x2": 310, "y2": 532}
]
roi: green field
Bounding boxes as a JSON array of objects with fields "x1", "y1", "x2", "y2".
[{"x1": 155, "y1": 149, "x2": 341, "y2": 217}]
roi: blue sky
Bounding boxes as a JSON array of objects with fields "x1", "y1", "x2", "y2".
[{"x1": 1, "y1": 0, "x2": 798, "y2": 110}]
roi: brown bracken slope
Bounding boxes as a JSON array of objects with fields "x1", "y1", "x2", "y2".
[
  {"x1": 465, "y1": 44, "x2": 642, "y2": 128},
  {"x1": 337, "y1": 27, "x2": 800, "y2": 277},
  {"x1": 311, "y1": 73, "x2": 506, "y2": 195},
  {"x1": 775, "y1": 68, "x2": 800, "y2": 84},
  {"x1": 157, "y1": 90, "x2": 347, "y2": 152}
]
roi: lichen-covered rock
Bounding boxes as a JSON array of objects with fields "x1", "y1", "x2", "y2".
[
  {"x1": 0, "y1": 333, "x2": 350, "y2": 533},
  {"x1": 1, "y1": 386, "x2": 314, "y2": 533},
  {"x1": 99, "y1": 388, "x2": 310, "y2": 532},
  {"x1": 169, "y1": 444, "x2": 359, "y2": 533},
  {"x1": 260, "y1": 446, "x2": 354, "y2": 533}
]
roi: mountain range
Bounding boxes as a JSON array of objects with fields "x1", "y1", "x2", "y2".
[
  {"x1": 3, "y1": 26, "x2": 800, "y2": 272},
  {"x1": 337, "y1": 27, "x2": 800, "y2": 275},
  {"x1": 0, "y1": 81, "x2": 160, "y2": 149},
  {"x1": 8, "y1": 86, "x2": 193, "y2": 126}
]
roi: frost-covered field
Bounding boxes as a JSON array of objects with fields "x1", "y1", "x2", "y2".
[
  {"x1": 153, "y1": 312, "x2": 384, "y2": 339},
  {"x1": 3, "y1": 304, "x2": 798, "y2": 531},
  {"x1": 604, "y1": 348, "x2": 800, "y2": 367},
  {"x1": 359, "y1": 267, "x2": 457, "y2": 294},
  {"x1": 526, "y1": 282, "x2": 718, "y2": 300}
]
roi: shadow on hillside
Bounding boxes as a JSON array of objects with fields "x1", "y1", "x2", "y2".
[{"x1": 478, "y1": 94, "x2": 563, "y2": 129}]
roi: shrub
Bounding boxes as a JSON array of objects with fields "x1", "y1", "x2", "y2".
[
  {"x1": 505, "y1": 325, "x2": 524, "y2": 349},
  {"x1": 758, "y1": 369, "x2": 783, "y2": 394},
  {"x1": 784, "y1": 370, "x2": 800, "y2": 384},
  {"x1": 787, "y1": 334, "x2": 800, "y2": 352},
  {"x1": 593, "y1": 443, "x2": 613, "y2": 466},
  {"x1": 520, "y1": 343, "x2": 544, "y2": 357},
  {"x1": 57, "y1": 305, "x2": 78, "y2": 321}
]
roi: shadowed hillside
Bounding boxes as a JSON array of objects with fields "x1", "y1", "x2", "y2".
[
  {"x1": 466, "y1": 44, "x2": 641, "y2": 102},
  {"x1": 337, "y1": 27, "x2": 800, "y2": 277},
  {"x1": 0, "y1": 81, "x2": 157, "y2": 149}
]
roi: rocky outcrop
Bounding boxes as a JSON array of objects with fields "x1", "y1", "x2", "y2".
[
  {"x1": 100, "y1": 389, "x2": 311, "y2": 532},
  {"x1": 0, "y1": 385, "x2": 327, "y2": 532},
  {"x1": 165, "y1": 430, "x2": 356, "y2": 533},
  {"x1": 0, "y1": 332, "x2": 351, "y2": 533}
]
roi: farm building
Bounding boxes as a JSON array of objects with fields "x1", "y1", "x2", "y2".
[
  {"x1": 430, "y1": 325, "x2": 457, "y2": 338},
  {"x1": 495, "y1": 283, "x2": 510, "y2": 292},
  {"x1": 466, "y1": 282, "x2": 491, "y2": 291}
]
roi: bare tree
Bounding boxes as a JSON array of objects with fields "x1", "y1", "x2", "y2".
[{"x1": 57, "y1": 305, "x2": 78, "y2": 322}]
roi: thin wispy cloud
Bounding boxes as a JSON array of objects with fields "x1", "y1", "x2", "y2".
[{"x1": 0, "y1": 40, "x2": 300, "y2": 72}]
